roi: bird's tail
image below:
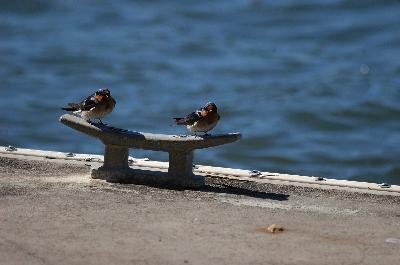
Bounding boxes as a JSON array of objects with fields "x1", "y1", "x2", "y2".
[
  {"x1": 61, "y1": 103, "x2": 80, "y2": 111},
  {"x1": 61, "y1": 107, "x2": 76, "y2": 111},
  {"x1": 173, "y1": 118, "x2": 186, "y2": 125}
]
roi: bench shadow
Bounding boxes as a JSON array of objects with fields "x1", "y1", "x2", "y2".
[
  {"x1": 142, "y1": 181, "x2": 289, "y2": 201},
  {"x1": 102, "y1": 167, "x2": 289, "y2": 202},
  {"x1": 200, "y1": 184, "x2": 289, "y2": 201}
]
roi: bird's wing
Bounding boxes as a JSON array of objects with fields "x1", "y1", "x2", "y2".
[
  {"x1": 174, "y1": 110, "x2": 202, "y2": 125},
  {"x1": 75, "y1": 93, "x2": 99, "y2": 111}
]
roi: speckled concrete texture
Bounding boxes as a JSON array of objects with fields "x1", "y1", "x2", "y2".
[{"x1": 1, "y1": 154, "x2": 400, "y2": 265}]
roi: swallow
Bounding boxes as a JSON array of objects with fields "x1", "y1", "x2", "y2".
[
  {"x1": 61, "y1": 88, "x2": 116, "y2": 124},
  {"x1": 174, "y1": 102, "x2": 220, "y2": 135}
]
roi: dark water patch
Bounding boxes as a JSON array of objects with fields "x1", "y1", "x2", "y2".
[
  {"x1": 93, "y1": 10, "x2": 125, "y2": 25},
  {"x1": 324, "y1": 23, "x2": 389, "y2": 44},
  {"x1": 177, "y1": 7, "x2": 225, "y2": 22},
  {"x1": 238, "y1": 134, "x2": 293, "y2": 150},
  {"x1": 0, "y1": 0, "x2": 52, "y2": 15},
  {"x1": 334, "y1": 0, "x2": 400, "y2": 10},
  {"x1": 31, "y1": 52, "x2": 99, "y2": 67},
  {"x1": 287, "y1": 110, "x2": 355, "y2": 132},
  {"x1": 307, "y1": 152, "x2": 390, "y2": 167},
  {"x1": 333, "y1": 100, "x2": 400, "y2": 123},
  {"x1": 178, "y1": 41, "x2": 221, "y2": 57}
]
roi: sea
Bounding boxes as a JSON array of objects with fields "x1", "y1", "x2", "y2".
[{"x1": 1, "y1": 0, "x2": 400, "y2": 184}]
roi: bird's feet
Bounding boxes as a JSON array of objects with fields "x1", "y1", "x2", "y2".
[
  {"x1": 97, "y1": 119, "x2": 109, "y2": 125},
  {"x1": 88, "y1": 119, "x2": 107, "y2": 126}
]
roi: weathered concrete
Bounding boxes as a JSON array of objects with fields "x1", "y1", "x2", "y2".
[
  {"x1": 1, "y1": 152, "x2": 400, "y2": 265},
  {"x1": 59, "y1": 114, "x2": 241, "y2": 187}
]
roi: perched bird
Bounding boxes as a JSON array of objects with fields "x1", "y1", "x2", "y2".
[
  {"x1": 61, "y1": 88, "x2": 116, "y2": 124},
  {"x1": 174, "y1": 102, "x2": 220, "y2": 135}
]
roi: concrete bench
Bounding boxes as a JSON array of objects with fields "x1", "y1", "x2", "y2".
[{"x1": 59, "y1": 114, "x2": 241, "y2": 187}]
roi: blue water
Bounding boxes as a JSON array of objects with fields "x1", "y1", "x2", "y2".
[{"x1": 1, "y1": 0, "x2": 400, "y2": 184}]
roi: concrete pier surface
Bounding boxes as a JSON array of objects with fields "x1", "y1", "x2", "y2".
[{"x1": 1, "y1": 151, "x2": 400, "y2": 265}]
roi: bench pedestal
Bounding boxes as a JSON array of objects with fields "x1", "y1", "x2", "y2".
[
  {"x1": 168, "y1": 150, "x2": 193, "y2": 178},
  {"x1": 103, "y1": 145, "x2": 129, "y2": 170},
  {"x1": 92, "y1": 147, "x2": 203, "y2": 187}
]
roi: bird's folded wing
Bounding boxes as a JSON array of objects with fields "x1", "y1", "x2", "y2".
[
  {"x1": 174, "y1": 111, "x2": 202, "y2": 125},
  {"x1": 78, "y1": 94, "x2": 99, "y2": 111}
]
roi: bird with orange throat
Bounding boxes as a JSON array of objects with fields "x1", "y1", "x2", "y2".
[
  {"x1": 174, "y1": 102, "x2": 220, "y2": 135},
  {"x1": 62, "y1": 88, "x2": 116, "y2": 124}
]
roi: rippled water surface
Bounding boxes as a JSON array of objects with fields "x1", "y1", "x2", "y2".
[{"x1": 1, "y1": 0, "x2": 400, "y2": 184}]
